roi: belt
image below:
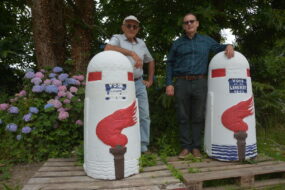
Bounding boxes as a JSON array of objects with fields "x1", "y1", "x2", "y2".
[
  {"x1": 175, "y1": 74, "x2": 207, "y2": 80},
  {"x1": 134, "y1": 77, "x2": 142, "y2": 81}
]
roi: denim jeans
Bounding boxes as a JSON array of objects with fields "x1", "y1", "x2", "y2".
[
  {"x1": 174, "y1": 78, "x2": 207, "y2": 151},
  {"x1": 135, "y1": 78, "x2": 150, "y2": 152}
]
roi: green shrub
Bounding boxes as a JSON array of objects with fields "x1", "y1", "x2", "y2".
[{"x1": 0, "y1": 67, "x2": 85, "y2": 162}]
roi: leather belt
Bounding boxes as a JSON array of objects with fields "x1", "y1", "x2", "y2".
[
  {"x1": 176, "y1": 74, "x2": 207, "y2": 80},
  {"x1": 134, "y1": 77, "x2": 142, "y2": 81}
]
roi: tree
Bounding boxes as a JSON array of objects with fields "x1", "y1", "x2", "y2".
[
  {"x1": 68, "y1": 0, "x2": 95, "y2": 72},
  {"x1": 31, "y1": 0, "x2": 66, "y2": 68}
]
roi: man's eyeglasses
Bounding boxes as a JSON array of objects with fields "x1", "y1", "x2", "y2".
[
  {"x1": 124, "y1": 24, "x2": 139, "y2": 30},
  {"x1": 183, "y1": 20, "x2": 196, "y2": 25}
]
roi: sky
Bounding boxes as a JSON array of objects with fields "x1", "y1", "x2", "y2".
[{"x1": 221, "y1": 28, "x2": 236, "y2": 44}]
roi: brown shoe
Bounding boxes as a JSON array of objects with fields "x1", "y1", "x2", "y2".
[
  {"x1": 192, "y1": 148, "x2": 202, "y2": 158},
  {"x1": 178, "y1": 149, "x2": 190, "y2": 159}
]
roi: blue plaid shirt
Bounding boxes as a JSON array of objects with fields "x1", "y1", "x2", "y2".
[{"x1": 166, "y1": 33, "x2": 227, "y2": 85}]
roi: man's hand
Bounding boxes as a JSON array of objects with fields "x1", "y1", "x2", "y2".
[
  {"x1": 131, "y1": 52, "x2": 143, "y2": 68},
  {"x1": 224, "y1": 45, "x2": 234, "y2": 59},
  {"x1": 166, "y1": 85, "x2": 174, "y2": 96},
  {"x1": 143, "y1": 80, "x2": 153, "y2": 88}
]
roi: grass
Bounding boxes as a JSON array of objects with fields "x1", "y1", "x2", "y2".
[{"x1": 257, "y1": 125, "x2": 285, "y2": 161}]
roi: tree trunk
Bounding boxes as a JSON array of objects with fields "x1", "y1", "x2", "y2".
[
  {"x1": 71, "y1": 0, "x2": 94, "y2": 73},
  {"x1": 31, "y1": 0, "x2": 65, "y2": 68}
]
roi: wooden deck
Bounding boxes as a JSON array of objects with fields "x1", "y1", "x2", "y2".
[{"x1": 22, "y1": 156, "x2": 285, "y2": 190}]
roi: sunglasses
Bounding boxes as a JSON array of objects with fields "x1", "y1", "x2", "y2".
[
  {"x1": 183, "y1": 20, "x2": 196, "y2": 25},
  {"x1": 124, "y1": 24, "x2": 139, "y2": 30}
]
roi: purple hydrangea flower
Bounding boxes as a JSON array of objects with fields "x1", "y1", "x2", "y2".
[
  {"x1": 24, "y1": 71, "x2": 35, "y2": 79},
  {"x1": 45, "y1": 85, "x2": 58, "y2": 94},
  {"x1": 32, "y1": 85, "x2": 45, "y2": 93},
  {"x1": 66, "y1": 91, "x2": 74, "y2": 99},
  {"x1": 70, "y1": 86, "x2": 78, "y2": 93},
  {"x1": 29, "y1": 107, "x2": 39, "y2": 114},
  {"x1": 49, "y1": 73, "x2": 57, "y2": 78},
  {"x1": 57, "y1": 91, "x2": 66, "y2": 97},
  {"x1": 52, "y1": 79, "x2": 62, "y2": 86},
  {"x1": 57, "y1": 107, "x2": 65, "y2": 112},
  {"x1": 53, "y1": 66, "x2": 63, "y2": 73},
  {"x1": 16, "y1": 135, "x2": 22, "y2": 140},
  {"x1": 75, "y1": 120, "x2": 83, "y2": 126},
  {"x1": 63, "y1": 99, "x2": 70, "y2": 104},
  {"x1": 8, "y1": 106, "x2": 19, "y2": 114},
  {"x1": 44, "y1": 103, "x2": 54, "y2": 109},
  {"x1": 44, "y1": 79, "x2": 51, "y2": 85},
  {"x1": 9, "y1": 98, "x2": 18, "y2": 103},
  {"x1": 72, "y1": 75, "x2": 85, "y2": 81},
  {"x1": 58, "y1": 85, "x2": 67, "y2": 91},
  {"x1": 0, "y1": 103, "x2": 9, "y2": 110},
  {"x1": 18, "y1": 90, "x2": 27, "y2": 97},
  {"x1": 64, "y1": 78, "x2": 77, "y2": 85},
  {"x1": 31, "y1": 77, "x2": 42, "y2": 85},
  {"x1": 22, "y1": 126, "x2": 32, "y2": 134},
  {"x1": 58, "y1": 73, "x2": 69, "y2": 81},
  {"x1": 35, "y1": 72, "x2": 44, "y2": 79},
  {"x1": 6, "y1": 123, "x2": 18, "y2": 132},
  {"x1": 23, "y1": 113, "x2": 32, "y2": 122},
  {"x1": 58, "y1": 111, "x2": 69, "y2": 120},
  {"x1": 52, "y1": 99, "x2": 62, "y2": 108}
]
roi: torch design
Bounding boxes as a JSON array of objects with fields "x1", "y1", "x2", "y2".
[
  {"x1": 96, "y1": 101, "x2": 137, "y2": 179},
  {"x1": 221, "y1": 97, "x2": 254, "y2": 161}
]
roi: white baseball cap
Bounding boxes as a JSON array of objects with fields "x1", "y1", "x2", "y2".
[{"x1": 123, "y1": 15, "x2": 140, "y2": 23}]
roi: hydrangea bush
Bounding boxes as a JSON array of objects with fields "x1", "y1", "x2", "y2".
[{"x1": 0, "y1": 66, "x2": 85, "y2": 162}]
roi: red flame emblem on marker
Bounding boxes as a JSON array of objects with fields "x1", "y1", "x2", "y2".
[
  {"x1": 96, "y1": 101, "x2": 137, "y2": 147},
  {"x1": 221, "y1": 97, "x2": 254, "y2": 132}
]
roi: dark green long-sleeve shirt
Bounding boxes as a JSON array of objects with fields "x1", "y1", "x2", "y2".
[{"x1": 166, "y1": 33, "x2": 227, "y2": 85}]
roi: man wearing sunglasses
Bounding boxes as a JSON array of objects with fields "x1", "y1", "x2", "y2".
[
  {"x1": 166, "y1": 13, "x2": 234, "y2": 159},
  {"x1": 104, "y1": 15, "x2": 155, "y2": 154}
]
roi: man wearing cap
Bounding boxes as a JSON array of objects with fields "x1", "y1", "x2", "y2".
[{"x1": 104, "y1": 15, "x2": 155, "y2": 153}]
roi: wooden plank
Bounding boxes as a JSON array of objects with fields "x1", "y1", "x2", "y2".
[
  {"x1": 254, "y1": 178, "x2": 285, "y2": 188},
  {"x1": 203, "y1": 178, "x2": 285, "y2": 190},
  {"x1": 170, "y1": 159, "x2": 237, "y2": 170},
  {"x1": 178, "y1": 160, "x2": 284, "y2": 173},
  {"x1": 34, "y1": 169, "x2": 172, "y2": 179},
  {"x1": 34, "y1": 170, "x2": 86, "y2": 177},
  {"x1": 239, "y1": 175, "x2": 255, "y2": 188},
  {"x1": 39, "y1": 166, "x2": 83, "y2": 172},
  {"x1": 183, "y1": 162, "x2": 285, "y2": 183},
  {"x1": 23, "y1": 176, "x2": 180, "y2": 190},
  {"x1": 22, "y1": 184, "x2": 45, "y2": 190},
  {"x1": 141, "y1": 164, "x2": 168, "y2": 172},
  {"x1": 26, "y1": 176, "x2": 95, "y2": 184},
  {"x1": 127, "y1": 170, "x2": 172, "y2": 179},
  {"x1": 42, "y1": 161, "x2": 78, "y2": 167},
  {"x1": 47, "y1": 158, "x2": 77, "y2": 162}
]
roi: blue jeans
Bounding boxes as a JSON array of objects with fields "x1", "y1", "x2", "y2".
[
  {"x1": 174, "y1": 78, "x2": 207, "y2": 151},
  {"x1": 135, "y1": 78, "x2": 150, "y2": 152}
]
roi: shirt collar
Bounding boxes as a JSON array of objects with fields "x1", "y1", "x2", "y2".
[
  {"x1": 184, "y1": 33, "x2": 198, "y2": 40},
  {"x1": 123, "y1": 34, "x2": 138, "y2": 43}
]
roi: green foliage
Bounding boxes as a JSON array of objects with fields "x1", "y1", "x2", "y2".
[
  {"x1": 0, "y1": 163, "x2": 11, "y2": 181},
  {"x1": 188, "y1": 167, "x2": 200, "y2": 173},
  {"x1": 1, "y1": 184, "x2": 20, "y2": 190},
  {"x1": 147, "y1": 76, "x2": 180, "y2": 157},
  {"x1": 257, "y1": 126, "x2": 285, "y2": 161},
  {"x1": 184, "y1": 154, "x2": 204, "y2": 163},
  {"x1": 139, "y1": 153, "x2": 157, "y2": 171},
  {"x1": 74, "y1": 142, "x2": 84, "y2": 164},
  {"x1": 0, "y1": 67, "x2": 85, "y2": 162},
  {"x1": 166, "y1": 164, "x2": 183, "y2": 181}
]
